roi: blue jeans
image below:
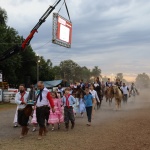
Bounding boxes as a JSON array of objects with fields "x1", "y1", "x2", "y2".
[{"x1": 86, "y1": 106, "x2": 92, "y2": 122}]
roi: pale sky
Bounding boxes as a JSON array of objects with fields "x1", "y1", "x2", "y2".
[{"x1": 1, "y1": 0, "x2": 150, "y2": 81}]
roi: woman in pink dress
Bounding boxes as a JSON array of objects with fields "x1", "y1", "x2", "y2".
[
  {"x1": 57, "y1": 91, "x2": 64, "y2": 116},
  {"x1": 48, "y1": 92, "x2": 64, "y2": 131}
]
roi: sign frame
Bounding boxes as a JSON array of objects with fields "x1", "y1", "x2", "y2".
[{"x1": 52, "y1": 13, "x2": 72, "y2": 48}]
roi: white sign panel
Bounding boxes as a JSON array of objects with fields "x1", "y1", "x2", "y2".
[{"x1": 59, "y1": 24, "x2": 70, "y2": 43}]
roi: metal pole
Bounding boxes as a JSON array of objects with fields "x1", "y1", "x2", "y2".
[
  {"x1": 37, "y1": 62, "x2": 39, "y2": 83},
  {"x1": 36, "y1": 55, "x2": 40, "y2": 83}
]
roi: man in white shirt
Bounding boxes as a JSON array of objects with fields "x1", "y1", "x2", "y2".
[
  {"x1": 120, "y1": 83, "x2": 129, "y2": 104},
  {"x1": 36, "y1": 81, "x2": 55, "y2": 140},
  {"x1": 15, "y1": 84, "x2": 29, "y2": 139}
]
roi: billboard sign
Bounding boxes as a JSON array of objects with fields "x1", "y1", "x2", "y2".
[{"x1": 52, "y1": 13, "x2": 72, "y2": 48}]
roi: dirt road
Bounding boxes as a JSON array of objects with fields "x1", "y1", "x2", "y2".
[{"x1": 0, "y1": 91, "x2": 150, "y2": 150}]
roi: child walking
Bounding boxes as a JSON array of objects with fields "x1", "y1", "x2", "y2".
[
  {"x1": 79, "y1": 93, "x2": 86, "y2": 117},
  {"x1": 48, "y1": 92, "x2": 64, "y2": 131},
  {"x1": 62, "y1": 88, "x2": 76, "y2": 131},
  {"x1": 84, "y1": 87, "x2": 94, "y2": 126},
  {"x1": 31, "y1": 106, "x2": 37, "y2": 132},
  {"x1": 72, "y1": 93, "x2": 79, "y2": 116}
]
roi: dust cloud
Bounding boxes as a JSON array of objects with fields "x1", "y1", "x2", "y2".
[{"x1": 86, "y1": 89, "x2": 150, "y2": 126}]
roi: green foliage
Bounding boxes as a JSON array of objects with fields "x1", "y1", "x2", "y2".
[
  {"x1": 39, "y1": 56, "x2": 55, "y2": 81},
  {"x1": 59, "y1": 60, "x2": 80, "y2": 82},
  {"x1": 0, "y1": 7, "x2": 7, "y2": 25},
  {"x1": 81, "y1": 66, "x2": 91, "y2": 82},
  {"x1": 91, "y1": 66, "x2": 101, "y2": 78},
  {"x1": 52, "y1": 66, "x2": 61, "y2": 79},
  {"x1": 57, "y1": 60, "x2": 101, "y2": 83}
]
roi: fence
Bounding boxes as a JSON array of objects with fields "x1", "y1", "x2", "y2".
[{"x1": 3, "y1": 89, "x2": 18, "y2": 103}]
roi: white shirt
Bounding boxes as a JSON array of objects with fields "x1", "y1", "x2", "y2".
[
  {"x1": 120, "y1": 86, "x2": 129, "y2": 95},
  {"x1": 58, "y1": 88, "x2": 64, "y2": 95},
  {"x1": 15, "y1": 92, "x2": 29, "y2": 109},
  {"x1": 36, "y1": 88, "x2": 50, "y2": 107},
  {"x1": 90, "y1": 90, "x2": 100, "y2": 102},
  {"x1": 94, "y1": 83, "x2": 99, "y2": 87}
]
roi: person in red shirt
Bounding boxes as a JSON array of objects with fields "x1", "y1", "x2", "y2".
[{"x1": 36, "y1": 81, "x2": 55, "y2": 140}]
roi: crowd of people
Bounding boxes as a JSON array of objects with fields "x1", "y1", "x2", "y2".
[{"x1": 13, "y1": 77, "x2": 139, "y2": 140}]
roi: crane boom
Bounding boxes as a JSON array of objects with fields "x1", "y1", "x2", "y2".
[{"x1": 0, "y1": 0, "x2": 61, "y2": 61}]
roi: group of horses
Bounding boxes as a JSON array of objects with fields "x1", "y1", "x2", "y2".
[
  {"x1": 71, "y1": 85, "x2": 123, "y2": 111},
  {"x1": 105, "y1": 86, "x2": 123, "y2": 110}
]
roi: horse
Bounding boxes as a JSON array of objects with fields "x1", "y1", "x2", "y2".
[
  {"x1": 105, "y1": 86, "x2": 114, "y2": 106},
  {"x1": 112, "y1": 86, "x2": 123, "y2": 110},
  {"x1": 72, "y1": 86, "x2": 85, "y2": 98}
]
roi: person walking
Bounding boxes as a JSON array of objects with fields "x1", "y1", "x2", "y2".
[
  {"x1": 28, "y1": 84, "x2": 37, "y2": 132},
  {"x1": 15, "y1": 84, "x2": 29, "y2": 139},
  {"x1": 36, "y1": 81, "x2": 55, "y2": 140},
  {"x1": 62, "y1": 88, "x2": 76, "y2": 131},
  {"x1": 48, "y1": 92, "x2": 64, "y2": 131},
  {"x1": 94, "y1": 77, "x2": 102, "y2": 109},
  {"x1": 84, "y1": 87, "x2": 94, "y2": 126},
  {"x1": 90, "y1": 84, "x2": 100, "y2": 118},
  {"x1": 78, "y1": 93, "x2": 86, "y2": 117}
]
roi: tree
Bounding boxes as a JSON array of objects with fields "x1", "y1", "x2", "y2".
[
  {"x1": 135, "y1": 73, "x2": 150, "y2": 88},
  {"x1": 80, "y1": 66, "x2": 91, "y2": 82},
  {"x1": 0, "y1": 8, "x2": 22, "y2": 84},
  {"x1": 0, "y1": 7, "x2": 7, "y2": 25},
  {"x1": 39, "y1": 57, "x2": 55, "y2": 81},
  {"x1": 59, "y1": 60, "x2": 80, "y2": 82},
  {"x1": 46, "y1": 59, "x2": 53, "y2": 69},
  {"x1": 52, "y1": 66, "x2": 61, "y2": 79},
  {"x1": 91, "y1": 66, "x2": 101, "y2": 78}
]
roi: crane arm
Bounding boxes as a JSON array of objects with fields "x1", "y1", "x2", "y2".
[{"x1": 0, "y1": 0, "x2": 61, "y2": 61}]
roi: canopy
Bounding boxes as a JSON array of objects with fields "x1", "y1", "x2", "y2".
[{"x1": 35, "y1": 80, "x2": 62, "y2": 88}]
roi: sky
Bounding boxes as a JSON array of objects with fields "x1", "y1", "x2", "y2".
[{"x1": 1, "y1": 0, "x2": 150, "y2": 81}]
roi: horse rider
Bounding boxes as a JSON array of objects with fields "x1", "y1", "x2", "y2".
[
  {"x1": 80, "y1": 79, "x2": 85, "y2": 90},
  {"x1": 130, "y1": 82, "x2": 139, "y2": 96},
  {"x1": 115, "y1": 78, "x2": 122, "y2": 88},
  {"x1": 105, "y1": 78, "x2": 112, "y2": 87}
]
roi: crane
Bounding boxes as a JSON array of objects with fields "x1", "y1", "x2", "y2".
[{"x1": 0, "y1": 0, "x2": 62, "y2": 61}]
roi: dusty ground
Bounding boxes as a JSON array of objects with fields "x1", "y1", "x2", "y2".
[{"x1": 0, "y1": 90, "x2": 150, "y2": 150}]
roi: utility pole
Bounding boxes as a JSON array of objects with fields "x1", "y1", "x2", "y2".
[{"x1": 36, "y1": 54, "x2": 40, "y2": 83}]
